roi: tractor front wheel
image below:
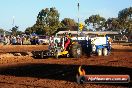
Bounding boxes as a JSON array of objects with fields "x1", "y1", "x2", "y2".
[{"x1": 70, "y1": 43, "x2": 82, "y2": 58}]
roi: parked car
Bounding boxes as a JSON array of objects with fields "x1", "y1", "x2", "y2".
[{"x1": 38, "y1": 35, "x2": 49, "y2": 45}]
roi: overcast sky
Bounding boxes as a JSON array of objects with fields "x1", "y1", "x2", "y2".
[{"x1": 0, "y1": 0, "x2": 131, "y2": 31}]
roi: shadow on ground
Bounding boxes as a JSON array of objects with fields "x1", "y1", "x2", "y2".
[{"x1": 0, "y1": 63, "x2": 131, "y2": 87}]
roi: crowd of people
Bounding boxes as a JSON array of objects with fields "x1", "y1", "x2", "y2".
[{"x1": 3, "y1": 35, "x2": 39, "y2": 45}]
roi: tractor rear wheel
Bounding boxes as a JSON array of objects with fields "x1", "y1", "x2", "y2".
[{"x1": 70, "y1": 43, "x2": 82, "y2": 58}]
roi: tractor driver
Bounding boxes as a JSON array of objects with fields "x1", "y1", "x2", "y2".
[{"x1": 64, "y1": 33, "x2": 71, "y2": 51}]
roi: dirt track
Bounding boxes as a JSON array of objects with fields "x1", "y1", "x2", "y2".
[
  {"x1": 0, "y1": 45, "x2": 48, "y2": 52},
  {"x1": 0, "y1": 44, "x2": 131, "y2": 88}
]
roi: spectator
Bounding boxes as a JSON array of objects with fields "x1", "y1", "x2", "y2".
[
  {"x1": 7, "y1": 36, "x2": 10, "y2": 45},
  {"x1": 4, "y1": 36, "x2": 8, "y2": 45},
  {"x1": 11, "y1": 36, "x2": 17, "y2": 45}
]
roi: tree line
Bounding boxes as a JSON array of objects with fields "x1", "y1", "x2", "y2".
[{"x1": 1, "y1": 7, "x2": 132, "y2": 36}]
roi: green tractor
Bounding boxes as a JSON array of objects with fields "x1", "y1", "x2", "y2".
[{"x1": 51, "y1": 34, "x2": 82, "y2": 58}]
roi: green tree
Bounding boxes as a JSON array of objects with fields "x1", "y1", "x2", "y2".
[
  {"x1": 25, "y1": 27, "x2": 33, "y2": 35},
  {"x1": 61, "y1": 18, "x2": 78, "y2": 31},
  {"x1": 85, "y1": 14, "x2": 106, "y2": 31},
  {"x1": 118, "y1": 7, "x2": 132, "y2": 36},
  {"x1": 105, "y1": 18, "x2": 120, "y2": 31},
  {"x1": 17, "y1": 31, "x2": 23, "y2": 35},
  {"x1": 11, "y1": 26, "x2": 23, "y2": 36},
  {"x1": 0, "y1": 28, "x2": 4, "y2": 33},
  {"x1": 34, "y1": 7, "x2": 62, "y2": 35},
  {"x1": 118, "y1": 7, "x2": 132, "y2": 21},
  {"x1": 11, "y1": 26, "x2": 19, "y2": 36}
]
